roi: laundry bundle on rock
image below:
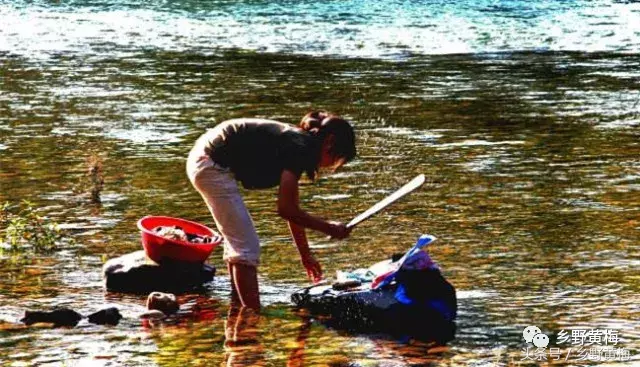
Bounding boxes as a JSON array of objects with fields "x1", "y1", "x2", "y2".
[{"x1": 292, "y1": 235, "x2": 457, "y2": 343}]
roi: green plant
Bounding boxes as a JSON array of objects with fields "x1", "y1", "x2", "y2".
[{"x1": 0, "y1": 200, "x2": 66, "y2": 253}]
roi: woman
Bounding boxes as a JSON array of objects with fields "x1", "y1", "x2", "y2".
[{"x1": 187, "y1": 111, "x2": 357, "y2": 311}]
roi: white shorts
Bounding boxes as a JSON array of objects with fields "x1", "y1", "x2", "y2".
[{"x1": 187, "y1": 146, "x2": 261, "y2": 267}]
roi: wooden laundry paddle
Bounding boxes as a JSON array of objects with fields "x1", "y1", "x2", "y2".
[{"x1": 346, "y1": 174, "x2": 426, "y2": 229}]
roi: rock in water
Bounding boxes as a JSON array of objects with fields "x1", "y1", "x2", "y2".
[
  {"x1": 103, "y1": 251, "x2": 215, "y2": 294},
  {"x1": 292, "y1": 269, "x2": 457, "y2": 343},
  {"x1": 21, "y1": 309, "x2": 83, "y2": 327},
  {"x1": 146, "y1": 292, "x2": 179, "y2": 315},
  {"x1": 87, "y1": 307, "x2": 122, "y2": 325}
]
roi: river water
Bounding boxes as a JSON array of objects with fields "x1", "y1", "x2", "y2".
[{"x1": 1, "y1": 1, "x2": 639, "y2": 366}]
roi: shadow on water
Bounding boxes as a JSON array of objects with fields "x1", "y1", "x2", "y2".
[{"x1": 1, "y1": 48, "x2": 639, "y2": 365}]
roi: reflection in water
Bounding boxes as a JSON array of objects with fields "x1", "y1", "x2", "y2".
[
  {"x1": 286, "y1": 315, "x2": 312, "y2": 367},
  {"x1": 223, "y1": 306, "x2": 264, "y2": 367}
]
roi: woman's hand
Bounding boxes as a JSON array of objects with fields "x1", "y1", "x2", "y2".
[
  {"x1": 301, "y1": 254, "x2": 323, "y2": 283},
  {"x1": 326, "y1": 221, "x2": 351, "y2": 240}
]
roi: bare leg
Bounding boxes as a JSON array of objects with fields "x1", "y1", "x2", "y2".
[
  {"x1": 227, "y1": 262, "x2": 242, "y2": 307},
  {"x1": 229, "y1": 262, "x2": 261, "y2": 312}
]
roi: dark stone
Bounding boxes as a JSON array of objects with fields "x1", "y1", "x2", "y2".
[
  {"x1": 292, "y1": 269, "x2": 457, "y2": 343},
  {"x1": 21, "y1": 309, "x2": 83, "y2": 327},
  {"x1": 103, "y1": 251, "x2": 215, "y2": 294},
  {"x1": 87, "y1": 307, "x2": 122, "y2": 325}
]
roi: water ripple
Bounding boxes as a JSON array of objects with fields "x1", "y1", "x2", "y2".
[{"x1": 2, "y1": 1, "x2": 640, "y2": 59}]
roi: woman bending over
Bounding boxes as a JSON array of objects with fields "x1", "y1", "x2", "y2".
[{"x1": 186, "y1": 111, "x2": 357, "y2": 311}]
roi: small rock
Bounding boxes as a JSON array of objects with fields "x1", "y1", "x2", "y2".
[
  {"x1": 87, "y1": 307, "x2": 122, "y2": 326},
  {"x1": 146, "y1": 292, "x2": 179, "y2": 315},
  {"x1": 103, "y1": 251, "x2": 215, "y2": 294},
  {"x1": 21, "y1": 309, "x2": 83, "y2": 327},
  {"x1": 139, "y1": 309, "x2": 167, "y2": 320}
]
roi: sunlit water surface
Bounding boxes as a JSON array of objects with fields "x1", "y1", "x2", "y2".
[{"x1": 1, "y1": 1, "x2": 639, "y2": 366}]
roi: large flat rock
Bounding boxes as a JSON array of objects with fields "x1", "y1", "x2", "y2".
[
  {"x1": 103, "y1": 251, "x2": 215, "y2": 294},
  {"x1": 291, "y1": 271, "x2": 457, "y2": 343}
]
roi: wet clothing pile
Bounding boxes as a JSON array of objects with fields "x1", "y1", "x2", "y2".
[
  {"x1": 153, "y1": 226, "x2": 215, "y2": 244},
  {"x1": 292, "y1": 235, "x2": 457, "y2": 342}
]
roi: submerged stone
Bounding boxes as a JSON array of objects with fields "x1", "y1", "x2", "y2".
[
  {"x1": 103, "y1": 251, "x2": 215, "y2": 294},
  {"x1": 21, "y1": 308, "x2": 83, "y2": 327},
  {"x1": 87, "y1": 307, "x2": 122, "y2": 326}
]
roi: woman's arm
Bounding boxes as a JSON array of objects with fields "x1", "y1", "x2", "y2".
[
  {"x1": 288, "y1": 220, "x2": 322, "y2": 283},
  {"x1": 277, "y1": 170, "x2": 350, "y2": 239}
]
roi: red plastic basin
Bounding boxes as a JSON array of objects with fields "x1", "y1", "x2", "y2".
[{"x1": 137, "y1": 216, "x2": 222, "y2": 263}]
